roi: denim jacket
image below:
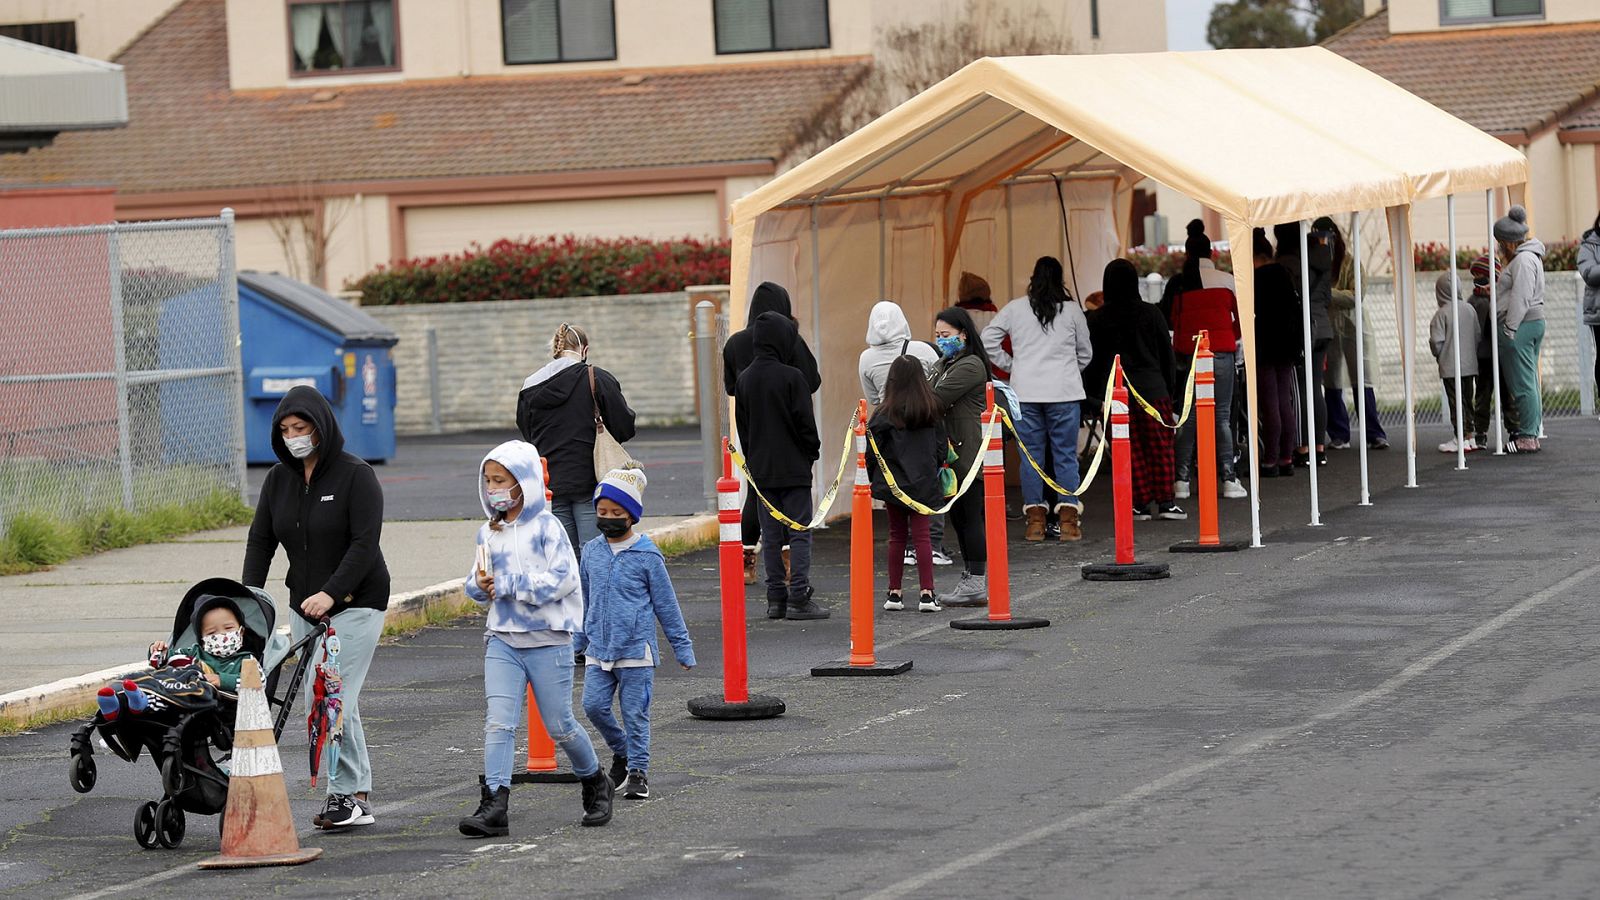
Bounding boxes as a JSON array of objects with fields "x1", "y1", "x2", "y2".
[{"x1": 577, "y1": 534, "x2": 695, "y2": 667}]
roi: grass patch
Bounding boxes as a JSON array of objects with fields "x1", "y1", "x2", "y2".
[
  {"x1": 0, "y1": 700, "x2": 98, "y2": 736},
  {"x1": 654, "y1": 530, "x2": 716, "y2": 559},
  {"x1": 381, "y1": 595, "x2": 479, "y2": 641},
  {"x1": 0, "y1": 489, "x2": 251, "y2": 576}
]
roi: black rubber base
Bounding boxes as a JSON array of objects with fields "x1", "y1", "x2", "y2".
[
  {"x1": 687, "y1": 693, "x2": 787, "y2": 720},
  {"x1": 1081, "y1": 561, "x2": 1171, "y2": 581},
  {"x1": 950, "y1": 616, "x2": 1051, "y2": 630},
  {"x1": 1169, "y1": 540, "x2": 1247, "y2": 553},
  {"x1": 478, "y1": 772, "x2": 582, "y2": 785},
  {"x1": 810, "y1": 659, "x2": 913, "y2": 677}
]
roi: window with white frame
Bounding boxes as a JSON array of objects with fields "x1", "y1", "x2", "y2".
[
  {"x1": 1440, "y1": 0, "x2": 1543, "y2": 23},
  {"x1": 289, "y1": 0, "x2": 398, "y2": 75},
  {"x1": 714, "y1": 0, "x2": 829, "y2": 54},
  {"x1": 502, "y1": 0, "x2": 616, "y2": 64}
]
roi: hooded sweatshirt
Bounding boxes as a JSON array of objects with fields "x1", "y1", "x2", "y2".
[
  {"x1": 1429, "y1": 272, "x2": 1480, "y2": 379},
  {"x1": 1577, "y1": 229, "x2": 1600, "y2": 327},
  {"x1": 981, "y1": 294, "x2": 1093, "y2": 403},
  {"x1": 858, "y1": 301, "x2": 940, "y2": 405},
  {"x1": 1276, "y1": 231, "x2": 1335, "y2": 342},
  {"x1": 723, "y1": 282, "x2": 821, "y2": 397},
  {"x1": 516, "y1": 357, "x2": 636, "y2": 501},
  {"x1": 1085, "y1": 260, "x2": 1177, "y2": 404},
  {"x1": 578, "y1": 532, "x2": 695, "y2": 667},
  {"x1": 735, "y1": 312, "x2": 821, "y2": 489},
  {"x1": 1496, "y1": 238, "x2": 1546, "y2": 335},
  {"x1": 865, "y1": 410, "x2": 948, "y2": 510},
  {"x1": 463, "y1": 442, "x2": 584, "y2": 640},
  {"x1": 243, "y1": 386, "x2": 390, "y2": 623}
]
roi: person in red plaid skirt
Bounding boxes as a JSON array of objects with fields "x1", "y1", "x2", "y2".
[{"x1": 1086, "y1": 259, "x2": 1186, "y2": 521}]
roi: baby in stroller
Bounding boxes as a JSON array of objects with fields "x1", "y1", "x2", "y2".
[{"x1": 67, "y1": 578, "x2": 325, "y2": 850}]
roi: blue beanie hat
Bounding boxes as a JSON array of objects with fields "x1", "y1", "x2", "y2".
[{"x1": 593, "y1": 466, "x2": 645, "y2": 522}]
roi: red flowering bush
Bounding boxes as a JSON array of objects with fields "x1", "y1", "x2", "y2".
[
  {"x1": 1414, "y1": 241, "x2": 1576, "y2": 272},
  {"x1": 349, "y1": 235, "x2": 731, "y2": 305},
  {"x1": 1126, "y1": 246, "x2": 1235, "y2": 279}
]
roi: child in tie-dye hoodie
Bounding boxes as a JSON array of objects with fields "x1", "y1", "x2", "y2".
[{"x1": 458, "y1": 440, "x2": 613, "y2": 838}]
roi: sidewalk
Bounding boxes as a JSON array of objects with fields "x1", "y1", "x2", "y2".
[{"x1": 0, "y1": 514, "x2": 702, "y2": 697}]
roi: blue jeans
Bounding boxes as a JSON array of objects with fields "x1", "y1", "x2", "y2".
[
  {"x1": 291, "y1": 606, "x2": 382, "y2": 797},
  {"x1": 551, "y1": 497, "x2": 600, "y2": 559},
  {"x1": 1175, "y1": 350, "x2": 1237, "y2": 481},
  {"x1": 1016, "y1": 401, "x2": 1082, "y2": 510},
  {"x1": 483, "y1": 637, "x2": 599, "y2": 790},
  {"x1": 581, "y1": 665, "x2": 654, "y2": 772}
]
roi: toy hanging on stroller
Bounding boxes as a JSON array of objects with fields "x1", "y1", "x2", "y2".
[{"x1": 66, "y1": 578, "x2": 326, "y2": 849}]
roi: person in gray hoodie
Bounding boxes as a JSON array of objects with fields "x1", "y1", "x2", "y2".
[
  {"x1": 1429, "y1": 271, "x2": 1481, "y2": 453},
  {"x1": 1493, "y1": 205, "x2": 1546, "y2": 453},
  {"x1": 1578, "y1": 212, "x2": 1600, "y2": 409}
]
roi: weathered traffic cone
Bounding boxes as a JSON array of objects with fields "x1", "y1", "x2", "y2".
[{"x1": 197, "y1": 658, "x2": 322, "y2": 869}]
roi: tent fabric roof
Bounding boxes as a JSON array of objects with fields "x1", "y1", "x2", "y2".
[
  {"x1": 732, "y1": 48, "x2": 1528, "y2": 230},
  {"x1": 0, "y1": 35, "x2": 126, "y2": 135}
]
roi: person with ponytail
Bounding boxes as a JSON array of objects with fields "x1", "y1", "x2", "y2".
[
  {"x1": 1166, "y1": 222, "x2": 1246, "y2": 501},
  {"x1": 516, "y1": 323, "x2": 637, "y2": 554},
  {"x1": 981, "y1": 256, "x2": 1093, "y2": 542}
]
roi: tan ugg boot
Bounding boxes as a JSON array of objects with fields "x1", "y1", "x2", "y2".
[
  {"x1": 1024, "y1": 506, "x2": 1046, "y2": 542},
  {"x1": 742, "y1": 548, "x2": 758, "y2": 585},
  {"x1": 1057, "y1": 505, "x2": 1082, "y2": 542}
]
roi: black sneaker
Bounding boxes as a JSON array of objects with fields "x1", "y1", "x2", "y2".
[
  {"x1": 607, "y1": 753, "x2": 628, "y2": 789},
  {"x1": 1132, "y1": 505, "x2": 1153, "y2": 522},
  {"x1": 1155, "y1": 502, "x2": 1187, "y2": 521},
  {"x1": 917, "y1": 592, "x2": 941, "y2": 613},
  {"x1": 316, "y1": 793, "x2": 361, "y2": 829},
  {"x1": 351, "y1": 796, "x2": 375, "y2": 826},
  {"x1": 621, "y1": 770, "x2": 649, "y2": 799},
  {"x1": 1045, "y1": 521, "x2": 1062, "y2": 540},
  {"x1": 882, "y1": 592, "x2": 905, "y2": 611}
]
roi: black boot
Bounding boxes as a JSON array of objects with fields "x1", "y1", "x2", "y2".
[
  {"x1": 607, "y1": 753, "x2": 628, "y2": 789},
  {"x1": 766, "y1": 596, "x2": 787, "y2": 620},
  {"x1": 458, "y1": 784, "x2": 509, "y2": 837},
  {"x1": 785, "y1": 587, "x2": 830, "y2": 620},
  {"x1": 580, "y1": 770, "x2": 613, "y2": 827}
]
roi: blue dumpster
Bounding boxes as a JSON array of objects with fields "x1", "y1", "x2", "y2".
[{"x1": 237, "y1": 272, "x2": 398, "y2": 464}]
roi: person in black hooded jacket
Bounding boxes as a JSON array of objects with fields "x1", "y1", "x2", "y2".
[
  {"x1": 516, "y1": 322, "x2": 637, "y2": 555},
  {"x1": 723, "y1": 282, "x2": 821, "y2": 583},
  {"x1": 735, "y1": 312, "x2": 829, "y2": 622},
  {"x1": 242, "y1": 384, "x2": 389, "y2": 830}
]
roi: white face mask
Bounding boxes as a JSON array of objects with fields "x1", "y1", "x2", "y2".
[
  {"x1": 202, "y1": 629, "x2": 244, "y2": 657},
  {"x1": 284, "y1": 434, "x2": 317, "y2": 459}
]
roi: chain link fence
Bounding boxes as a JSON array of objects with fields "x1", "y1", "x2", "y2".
[{"x1": 0, "y1": 214, "x2": 245, "y2": 537}]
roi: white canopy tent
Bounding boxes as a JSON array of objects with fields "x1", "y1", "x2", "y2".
[{"x1": 728, "y1": 48, "x2": 1528, "y2": 545}]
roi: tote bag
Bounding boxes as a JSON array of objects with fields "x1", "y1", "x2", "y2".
[{"x1": 589, "y1": 365, "x2": 636, "y2": 478}]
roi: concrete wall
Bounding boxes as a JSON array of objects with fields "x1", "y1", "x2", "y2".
[
  {"x1": 364, "y1": 291, "x2": 714, "y2": 433},
  {"x1": 1389, "y1": 0, "x2": 1598, "y2": 32},
  {"x1": 0, "y1": 0, "x2": 178, "y2": 59},
  {"x1": 402, "y1": 192, "x2": 722, "y2": 259}
]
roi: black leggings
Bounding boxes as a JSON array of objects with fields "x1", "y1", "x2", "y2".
[{"x1": 946, "y1": 477, "x2": 987, "y2": 576}]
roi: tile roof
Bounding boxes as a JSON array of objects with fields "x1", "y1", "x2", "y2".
[
  {"x1": 1325, "y1": 10, "x2": 1600, "y2": 140},
  {"x1": 0, "y1": 0, "x2": 869, "y2": 193},
  {"x1": 1562, "y1": 97, "x2": 1600, "y2": 132}
]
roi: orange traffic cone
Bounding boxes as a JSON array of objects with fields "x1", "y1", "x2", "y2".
[{"x1": 197, "y1": 658, "x2": 322, "y2": 869}]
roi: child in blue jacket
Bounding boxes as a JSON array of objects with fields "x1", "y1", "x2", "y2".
[{"x1": 580, "y1": 466, "x2": 695, "y2": 801}]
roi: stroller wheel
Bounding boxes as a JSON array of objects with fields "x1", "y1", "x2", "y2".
[
  {"x1": 134, "y1": 801, "x2": 159, "y2": 849},
  {"x1": 160, "y1": 754, "x2": 182, "y2": 798},
  {"x1": 154, "y1": 798, "x2": 185, "y2": 849},
  {"x1": 68, "y1": 753, "x2": 97, "y2": 794}
]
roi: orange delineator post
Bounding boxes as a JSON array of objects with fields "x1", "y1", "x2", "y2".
[
  {"x1": 1083, "y1": 357, "x2": 1170, "y2": 580},
  {"x1": 688, "y1": 440, "x2": 786, "y2": 714},
  {"x1": 814, "y1": 400, "x2": 913, "y2": 673},
  {"x1": 951, "y1": 385, "x2": 1049, "y2": 630},
  {"x1": 1171, "y1": 333, "x2": 1245, "y2": 554}
]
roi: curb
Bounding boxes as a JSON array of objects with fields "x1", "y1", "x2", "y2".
[{"x1": 0, "y1": 513, "x2": 719, "y2": 730}]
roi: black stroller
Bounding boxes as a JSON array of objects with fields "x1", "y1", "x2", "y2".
[{"x1": 66, "y1": 578, "x2": 326, "y2": 849}]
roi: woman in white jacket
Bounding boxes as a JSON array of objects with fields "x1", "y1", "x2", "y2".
[{"x1": 982, "y1": 256, "x2": 1093, "y2": 542}]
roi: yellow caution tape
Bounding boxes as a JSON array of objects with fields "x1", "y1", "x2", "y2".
[
  {"x1": 1122, "y1": 335, "x2": 1202, "y2": 430},
  {"x1": 729, "y1": 408, "x2": 858, "y2": 532},
  {"x1": 865, "y1": 415, "x2": 995, "y2": 517},
  {"x1": 997, "y1": 365, "x2": 1115, "y2": 499}
]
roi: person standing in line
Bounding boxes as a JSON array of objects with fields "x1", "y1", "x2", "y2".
[
  {"x1": 930, "y1": 307, "x2": 995, "y2": 607},
  {"x1": 243, "y1": 385, "x2": 389, "y2": 832},
  {"x1": 867, "y1": 356, "x2": 950, "y2": 613},
  {"x1": 1251, "y1": 230, "x2": 1304, "y2": 478},
  {"x1": 1326, "y1": 235, "x2": 1391, "y2": 452},
  {"x1": 1493, "y1": 206, "x2": 1547, "y2": 453},
  {"x1": 1276, "y1": 219, "x2": 1336, "y2": 464},
  {"x1": 1466, "y1": 254, "x2": 1517, "y2": 448},
  {"x1": 735, "y1": 312, "x2": 829, "y2": 621},
  {"x1": 1164, "y1": 225, "x2": 1247, "y2": 501},
  {"x1": 955, "y1": 271, "x2": 1001, "y2": 337},
  {"x1": 981, "y1": 256, "x2": 1093, "y2": 542},
  {"x1": 1087, "y1": 259, "x2": 1184, "y2": 521},
  {"x1": 1429, "y1": 272, "x2": 1481, "y2": 453},
  {"x1": 723, "y1": 282, "x2": 821, "y2": 585},
  {"x1": 579, "y1": 466, "x2": 695, "y2": 802},
  {"x1": 1579, "y1": 212, "x2": 1600, "y2": 418},
  {"x1": 517, "y1": 323, "x2": 636, "y2": 556},
  {"x1": 458, "y1": 442, "x2": 612, "y2": 837},
  {"x1": 858, "y1": 300, "x2": 951, "y2": 567}
]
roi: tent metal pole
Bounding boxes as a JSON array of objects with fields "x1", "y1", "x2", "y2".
[
  {"x1": 810, "y1": 204, "x2": 825, "y2": 508},
  {"x1": 1401, "y1": 213, "x2": 1418, "y2": 487},
  {"x1": 1298, "y1": 220, "x2": 1322, "y2": 526},
  {"x1": 1005, "y1": 182, "x2": 1014, "y2": 299},
  {"x1": 1487, "y1": 189, "x2": 1505, "y2": 454},
  {"x1": 878, "y1": 198, "x2": 886, "y2": 298},
  {"x1": 1353, "y1": 210, "x2": 1370, "y2": 506},
  {"x1": 1448, "y1": 193, "x2": 1466, "y2": 469}
]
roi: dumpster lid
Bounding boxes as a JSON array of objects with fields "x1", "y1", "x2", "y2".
[{"x1": 238, "y1": 271, "x2": 397, "y2": 344}]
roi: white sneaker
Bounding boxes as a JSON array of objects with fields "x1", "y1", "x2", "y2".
[
  {"x1": 930, "y1": 548, "x2": 954, "y2": 566},
  {"x1": 883, "y1": 593, "x2": 905, "y2": 611},
  {"x1": 903, "y1": 549, "x2": 916, "y2": 564},
  {"x1": 1173, "y1": 480, "x2": 1191, "y2": 499},
  {"x1": 1221, "y1": 478, "x2": 1248, "y2": 499},
  {"x1": 1438, "y1": 438, "x2": 1478, "y2": 453}
]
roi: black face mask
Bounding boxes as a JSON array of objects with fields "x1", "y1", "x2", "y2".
[{"x1": 596, "y1": 516, "x2": 631, "y2": 539}]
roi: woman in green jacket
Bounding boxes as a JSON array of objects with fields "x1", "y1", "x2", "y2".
[{"x1": 930, "y1": 307, "x2": 994, "y2": 607}]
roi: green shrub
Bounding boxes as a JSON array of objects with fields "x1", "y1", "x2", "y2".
[{"x1": 0, "y1": 490, "x2": 251, "y2": 576}]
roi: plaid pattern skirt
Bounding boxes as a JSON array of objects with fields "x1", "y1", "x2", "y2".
[{"x1": 1129, "y1": 394, "x2": 1175, "y2": 510}]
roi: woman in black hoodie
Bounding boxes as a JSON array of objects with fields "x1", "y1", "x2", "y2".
[
  {"x1": 516, "y1": 323, "x2": 637, "y2": 555},
  {"x1": 243, "y1": 385, "x2": 389, "y2": 831}
]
